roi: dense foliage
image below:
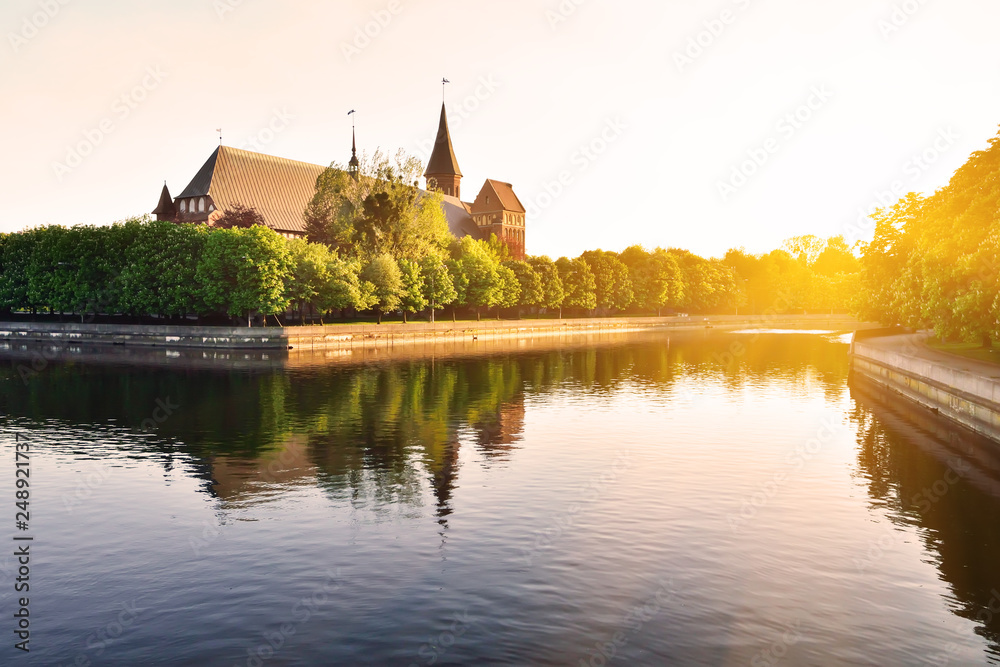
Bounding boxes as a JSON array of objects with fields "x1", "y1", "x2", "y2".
[
  {"x1": 0, "y1": 148, "x2": 868, "y2": 324},
  {"x1": 856, "y1": 129, "x2": 1000, "y2": 344},
  {"x1": 0, "y1": 218, "x2": 862, "y2": 323}
]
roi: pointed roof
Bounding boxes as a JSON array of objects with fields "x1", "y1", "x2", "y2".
[
  {"x1": 349, "y1": 127, "x2": 360, "y2": 169},
  {"x1": 152, "y1": 182, "x2": 175, "y2": 217},
  {"x1": 177, "y1": 146, "x2": 326, "y2": 233},
  {"x1": 425, "y1": 103, "x2": 462, "y2": 178}
]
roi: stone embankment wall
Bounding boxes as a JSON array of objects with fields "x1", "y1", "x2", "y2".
[
  {"x1": 851, "y1": 333, "x2": 1000, "y2": 444},
  {"x1": 0, "y1": 315, "x2": 865, "y2": 351}
]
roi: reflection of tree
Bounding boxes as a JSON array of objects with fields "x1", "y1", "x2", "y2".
[
  {"x1": 1, "y1": 331, "x2": 852, "y2": 516},
  {"x1": 851, "y1": 377, "x2": 1000, "y2": 653}
]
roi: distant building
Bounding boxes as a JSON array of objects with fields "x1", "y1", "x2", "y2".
[{"x1": 154, "y1": 103, "x2": 527, "y2": 258}]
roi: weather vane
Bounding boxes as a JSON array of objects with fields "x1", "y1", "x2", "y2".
[
  {"x1": 216, "y1": 128, "x2": 222, "y2": 145},
  {"x1": 442, "y1": 78, "x2": 450, "y2": 102}
]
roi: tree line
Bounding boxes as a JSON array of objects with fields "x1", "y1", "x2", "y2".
[
  {"x1": 856, "y1": 128, "x2": 1000, "y2": 345},
  {"x1": 0, "y1": 217, "x2": 861, "y2": 324},
  {"x1": 0, "y1": 150, "x2": 861, "y2": 325}
]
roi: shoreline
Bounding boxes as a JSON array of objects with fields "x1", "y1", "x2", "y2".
[
  {"x1": 0, "y1": 314, "x2": 866, "y2": 352},
  {"x1": 851, "y1": 331, "x2": 1000, "y2": 445}
]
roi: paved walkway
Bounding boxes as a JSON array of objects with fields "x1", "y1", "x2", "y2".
[{"x1": 858, "y1": 332, "x2": 1000, "y2": 381}]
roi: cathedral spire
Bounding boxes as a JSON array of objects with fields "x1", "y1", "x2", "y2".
[
  {"x1": 424, "y1": 102, "x2": 462, "y2": 198},
  {"x1": 348, "y1": 110, "x2": 359, "y2": 179}
]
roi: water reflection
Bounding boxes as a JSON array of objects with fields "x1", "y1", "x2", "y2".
[
  {"x1": 851, "y1": 376, "x2": 1000, "y2": 661},
  {"x1": 9, "y1": 331, "x2": 1000, "y2": 662},
  {"x1": 0, "y1": 333, "x2": 849, "y2": 519}
]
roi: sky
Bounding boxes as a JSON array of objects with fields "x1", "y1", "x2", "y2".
[{"x1": 2, "y1": 0, "x2": 998, "y2": 259}]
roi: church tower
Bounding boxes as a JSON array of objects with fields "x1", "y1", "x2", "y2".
[
  {"x1": 348, "y1": 126, "x2": 360, "y2": 180},
  {"x1": 424, "y1": 103, "x2": 463, "y2": 198}
]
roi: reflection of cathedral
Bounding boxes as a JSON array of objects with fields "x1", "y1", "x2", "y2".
[
  {"x1": 474, "y1": 398, "x2": 527, "y2": 456},
  {"x1": 198, "y1": 394, "x2": 526, "y2": 528},
  {"x1": 205, "y1": 435, "x2": 316, "y2": 502}
]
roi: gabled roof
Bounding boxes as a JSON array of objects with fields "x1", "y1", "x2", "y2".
[
  {"x1": 473, "y1": 179, "x2": 526, "y2": 215},
  {"x1": 177, "y1": 146, "x2": 326, "y2": 233},
  {"x1": 425, "y1": 103, "x2": 462, "y2": 178},
  {"x1": 174, "y1": 145, "x2": 484, "y2": 239},
  {"x1": 152, "y1": 183, "x2": 175, "y2": 217}
]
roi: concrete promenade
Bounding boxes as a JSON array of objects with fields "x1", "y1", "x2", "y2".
[{"x1": 851, "y1": 332, "x2": 1000, "y2": 444}]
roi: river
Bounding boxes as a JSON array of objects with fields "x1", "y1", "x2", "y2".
[{"x1": 1, "y1": 330, "x2": 998, "y2": 665}]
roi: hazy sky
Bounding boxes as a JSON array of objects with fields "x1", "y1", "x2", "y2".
[{"x1": 2, "y1": 0, "x2": 998, "y2": 258}]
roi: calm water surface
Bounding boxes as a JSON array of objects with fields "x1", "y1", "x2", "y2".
[{"x1": 2, "y1": 331, "x2": 1000, "y2": 666}]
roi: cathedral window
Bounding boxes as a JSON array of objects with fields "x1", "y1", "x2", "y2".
[
  {"x1": 180, "y1": 200, "x2": 187, "y2": 213},
  {"x1": 198, "y1": 197, "x2": 206, "y2": 213}
]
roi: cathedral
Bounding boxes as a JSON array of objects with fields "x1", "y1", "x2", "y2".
[{"x1": 153, "y1": 103, "x2": 527, "y2": 259}]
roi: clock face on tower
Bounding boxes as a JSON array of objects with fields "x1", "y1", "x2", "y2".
[{"x1": 427, "y1": 177, "x2": 438, "y2": 190}]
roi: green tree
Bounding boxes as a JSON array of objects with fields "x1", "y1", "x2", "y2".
[
  {"x1": 813, "y1": 236, "x2": 860, "y2": 276},
  {"x1": 782, "y1": 235, "x2": 825, "y2": 265},
  {"x1": 305, "y1": 150, "x2": 453, "y2": 262},
  {"x1": 397, "y1": 258, "x2": 427, "y2": 323},
  {"x1": 119, "y1": 219, "x2": 207, "y2": 318},
  {"x1": 360, "y1": 254, "x2": 402, "y2": 324},
  {"x1": 555, "y1": 256, "x2": 597, "y2": 316},
  {"x1": 495, "y1": 264, "x2": 521, "y2": 318},
  {"x1": 527, "y1": 255, "x2": 565, "y2": 317},
  {"x1": 484, "y1": 233, "x2": 512, "y2": 263},
  {"x1": 453, "y1": 237, "x2": 500, "y2": 320},
  {"x1": 320, "y1": 255, "x2": 367, "y2": 316},
  {"x1": 580, "y1": 250, "x2": 634, "y2": 311},
  {"x1": 444, "y1": 258, "x2": 468, "y2": 321},
  {"x1": 504, "y1": 260, "x2": 543, "y2": 315},
  {"x1": 420, "y1": 256, "x2": 457, "y2": 321},
  {"x1": 197, "y1": 226, "x2": 292, "y2": 324},
  {"x1": 0, "y1": 228, "x2": 42, "y2": 314},
  {"x1": 285, "y1": 239, "x2": 338, "y2": 324},
  {"x1": 620, "y1": 245, "x2": 684, "y2": 315}
]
